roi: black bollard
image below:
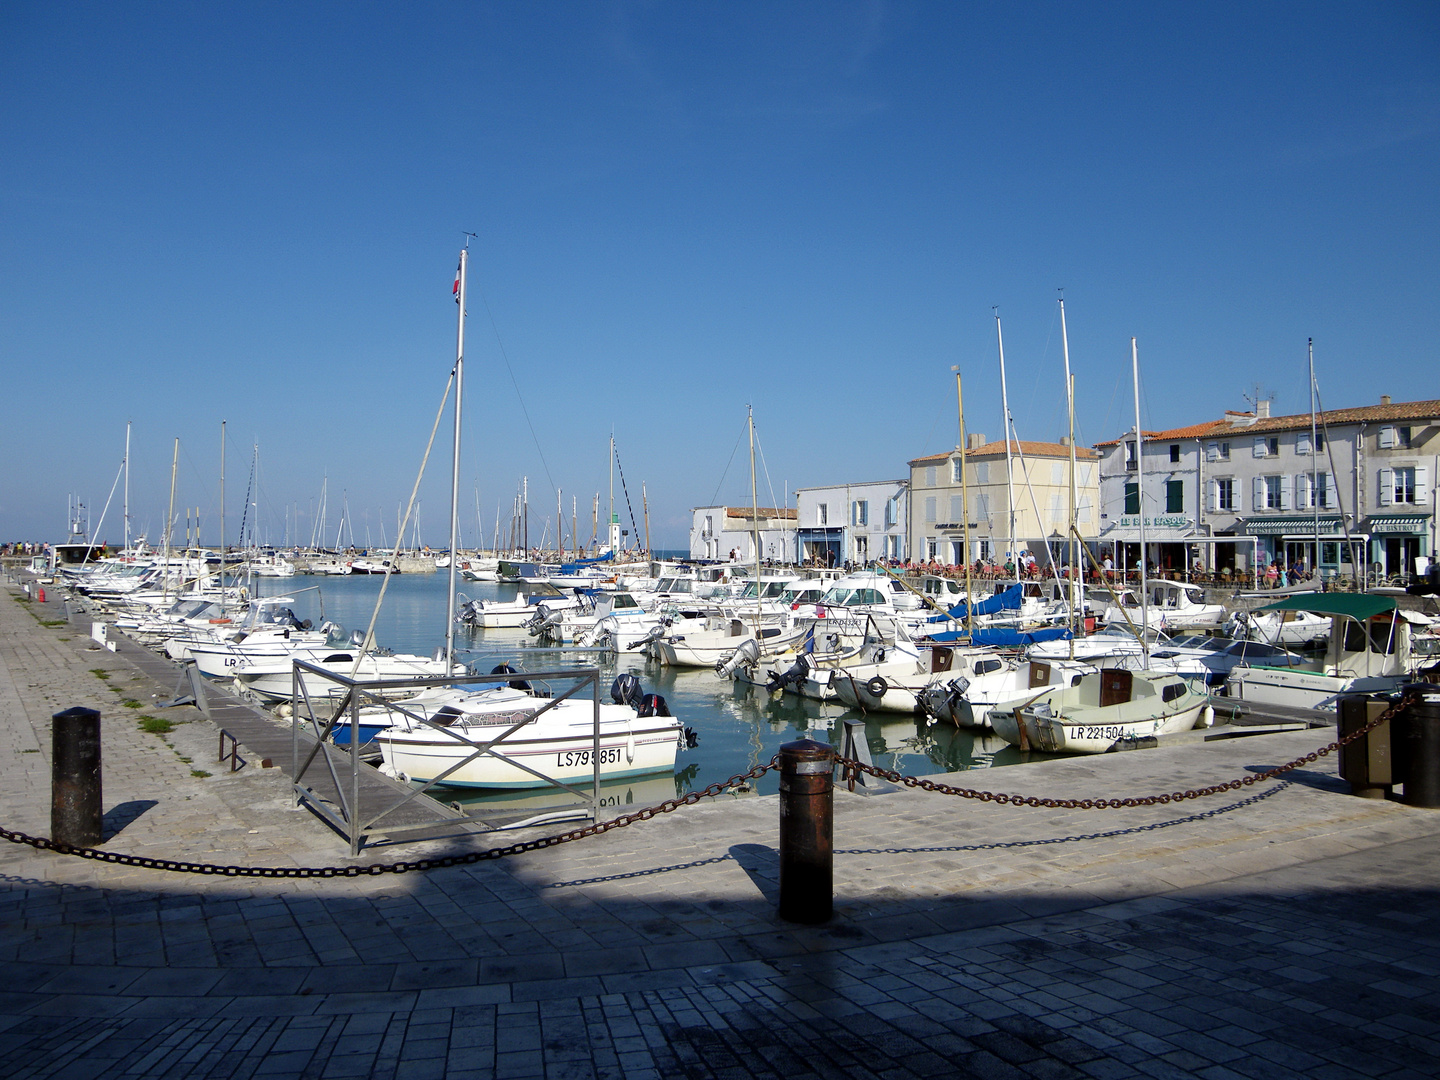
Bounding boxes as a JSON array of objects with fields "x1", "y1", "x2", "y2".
[
  {"x1": 778, "y1": 738, "x2": 833, "y2": 923},
  {"x1": 1396, "y1": 684, "x2": 1440, "y2": 809},
  {"x1": 52, "y1": 707, "x2": 103, "y2": 847}
]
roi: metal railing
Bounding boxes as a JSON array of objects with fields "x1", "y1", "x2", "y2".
[{"x1": 288, "y1": 660, "x2": 609, "y2": 855}]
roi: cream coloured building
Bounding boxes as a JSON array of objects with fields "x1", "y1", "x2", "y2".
[{"x1": 907, "y1": 436, "x2": 1100, "y2": 567}]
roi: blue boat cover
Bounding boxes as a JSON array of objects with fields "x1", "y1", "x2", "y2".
[
  {"x1": 928, "y1": 582, "x2": 1025, "y2": 622},
  {"x1": 924, "y1": 626, "x2": 1073, "y2": 647},
  {"x1": 560, "y1": 552, "x2": 615, "y2": 571}
]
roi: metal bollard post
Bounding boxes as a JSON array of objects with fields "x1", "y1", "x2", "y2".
[
  {"x1": 1396, "y1": 684, "x2": 1440, "y2": 809},
  {"x1": 52, "y1": 707, "x2": 103, "y2": 847},
  {"x1": 778, "y1": 738, "x2": 834, "y2": 923}
]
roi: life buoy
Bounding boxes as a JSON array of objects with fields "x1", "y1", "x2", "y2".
[
  {"x1": 208, "y1": 618, "x2": 231, "y2": 624},
  {"x1": 866, "y1": 676, "x2": 888, "y2": 698}
]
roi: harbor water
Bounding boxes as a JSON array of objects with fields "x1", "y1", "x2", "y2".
[{"x1": 252, "y1": 569, "x2": 1042, "y2": 812}]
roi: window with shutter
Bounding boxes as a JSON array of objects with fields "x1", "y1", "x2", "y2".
[
  {"x1": 924, "y1": 497, "x2": 936, "y2": 522},
  {"x1": 1296, "y1": 432, "x2": 1311, "y2": 454},
  {"x1": 949, "y1": 496, "x2": 963, "y2": 522},
  {"x1": 1379, "y1": 427, "x2": 1397, "y2": 449},
  {"x1": 1416, "y1": 466, "x2": 1430, "y2": 505},
  {"x1": 1378, "y1": 468, "x2": 1394, "y2": 506},
  {"x1": 1253, "y1": 438, "x2": 1268, "y2": 457},
  {"x1": 1295, "y1": 474, "x2": 1310, "y2": 509},
  {"x1": 1321, "y1": 473, "x2": 1335, "y2": 509},
  {"x1": 1205, "y1": 442, "x2": 1219, "y2": 462},
  {"x1": 1253, "y1": 476, "x2": 1266, "y2": 511},
  {"x1": 1124, "y1": 483, "x2": 1139, "y2": 515},
  {"x1": 1207, "y1": 481, "x2": 1218, "y2": 513},
  {"x1": 975, "y1": 494, "x2": 990, "y2": 519},
  {"x1": 1278, "y1": 476, "x2": 1291, "y2": 511},
  {"x1": 1165, "y1": 480, "x2": 1183, "y2": 513},
  {"x1": 1078, "y1": 496, "x2": 1092, "y2": 523}
]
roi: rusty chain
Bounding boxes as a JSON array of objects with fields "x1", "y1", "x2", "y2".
[
  {"x1": 2, "y1": 691, "x2": 1417, "y2": 877},
  {"x1": 835, "y1": 691, "x2": 1418, "y2": 809},
  {"x1": 0, "y1": 760, "x2": 777, "y2": 878}
]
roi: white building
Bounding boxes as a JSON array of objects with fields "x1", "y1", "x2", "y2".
[
  {"x1": 1096, "y1": 395, "x2": 1439, "y2": 580},
  {"x1": 688, "y1": 506, "x2": 797, "y2": 563},
  {"x1": 793, "y1": 480, "x2": 907, "y2": 567}
]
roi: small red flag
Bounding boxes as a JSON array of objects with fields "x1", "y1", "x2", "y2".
[{"x1": 453, "y1": 262, "x2": 461, "y2": 303}]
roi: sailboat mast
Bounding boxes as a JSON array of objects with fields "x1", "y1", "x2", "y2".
[
  {"x1": 749, "y1": 406, "x2": 761, "y2": 624},
  {"x1": 995, "y1": 310, "x2": 1018, "y2": 567},
  {"x1": 1309, "y1": 338, "x2": 1320, "y2": 574},
  {"x1": 557, "y1": 488, "x2": 563, "y2": 563},
  {"x1": 1133, "y1": 338, "x2": 1149, "y2": 660},
  {"x1": 123, "y1": 421, "x2": 131, "y2": 552},
  {"x1": 953, "y1": 366, "x2": 975, "y2": 636},
  {"x1": 1059, "y1": 296, "x2": 1079, "y2": 640},
  {"x1": 219, "y1": 422, "x2": 226, "y2": 595},
  {"x1": 445, "y1": 245, "x2": 467, "y2": 667},
  {"x1": 164, "y1": 437, "x2": 178, "y2": 602}
]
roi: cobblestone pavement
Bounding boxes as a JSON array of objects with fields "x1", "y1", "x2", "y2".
[{"x1": 3, "y1": 581, "x2": 1439, "y2": 1078}]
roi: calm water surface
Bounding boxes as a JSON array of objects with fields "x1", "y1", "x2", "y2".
[{"x1": 253, "y1": 570, "x2": 1045, "y2": 809}]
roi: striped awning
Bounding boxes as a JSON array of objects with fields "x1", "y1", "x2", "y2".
[
  {"x1": 1367, "y1": 514, "x2": 1430, "y2": 534},
  {"x1": 1244, "y1": 516, "x2": 1341, "y2": 536}
]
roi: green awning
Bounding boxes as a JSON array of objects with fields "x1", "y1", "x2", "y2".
[
  {"x1": 1368, "y1": 514, "x2": 1430, "y2": 534},
  {"x1": 1245, "y1": 516, "x2": 1342, "y2": 536},
  {"x1": 1259, "y1": 593, "x2": 1398, "y2": 621}
]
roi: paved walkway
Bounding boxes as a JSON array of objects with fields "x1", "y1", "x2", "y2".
[{"x1": 2, "y1": 580, "x2": 1439, "y2": 1078}]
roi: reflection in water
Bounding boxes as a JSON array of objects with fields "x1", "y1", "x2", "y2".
[{"x1": 257, "y1": 574, "x2": 1062, "y2": 812}]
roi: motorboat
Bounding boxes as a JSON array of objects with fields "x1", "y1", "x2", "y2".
[
  {"x1": 231, "y1": 648, "x2": 465, "y2": 703},
  {"x1": 375, "y1": 674, "x2": 683, "y2": 788},
  {"x1": 989, "y1": 668, "x2": 1214, "y2": 754},
  {"x1": 458, "y1": 586, "x2": 577, "y2": 629},
  {"x1": 349, "y1": 557, "x2": 400, "y2": 575},
  {"x1": 1224, "y1": 595, "x2": 1427, "y2": 710},
  {"x1": 1100, "y1": 581, "x2": 1227, "y2": 632}
]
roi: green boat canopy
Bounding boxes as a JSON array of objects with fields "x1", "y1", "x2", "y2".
[{"x1": 1258, "y1": 593, "x2": 1398, "y2": 622}]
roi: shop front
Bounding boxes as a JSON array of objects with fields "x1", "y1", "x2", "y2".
[
  {"x1": 1243, "y1": 516, "x2": 1360, "y2": 577},
  {"x1": 1367, "y1": 514, "x2": 1431, "y2": 581}
]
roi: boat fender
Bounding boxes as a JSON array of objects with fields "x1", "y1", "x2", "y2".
[{"x1": 866, "y1": 675, "x2": 888, "y2": 698}]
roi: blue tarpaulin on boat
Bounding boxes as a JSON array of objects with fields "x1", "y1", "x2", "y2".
[
  {"x1": 924, "y1": 626, "x2": 1073, "y2": 647},
  {"x1": 559, "y1": 551, "x2": 615, "y2": 571},
  {"x1": 928, "y1": 582, "x2": 1025, "y2": 622}
]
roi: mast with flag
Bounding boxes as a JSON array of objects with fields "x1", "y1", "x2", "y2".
[{"x1": 445, "y1": 245, "x2": 468, "y2": 667}]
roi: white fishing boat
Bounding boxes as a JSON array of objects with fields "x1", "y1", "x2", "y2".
[
  {"x1": 1224, "y1": 594, "x2": 1426, "y2": 709},
  {"x1": 989, "y1": 669, "x2": 1214, "y2": 754},
  {"x1": 376, "y1": 676, "x2": 683, "y2": 788},
  {"x1": 1100, "y1": 581, "x2": 1228, "y2": 632},
  {"x1": 232, "y1": 648, "x2": 464, "y2": 702}
]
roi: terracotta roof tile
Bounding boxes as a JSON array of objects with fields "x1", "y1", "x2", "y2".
[{"x1": 1095, "y1": 399, "x2": 1440, "y2": 447}]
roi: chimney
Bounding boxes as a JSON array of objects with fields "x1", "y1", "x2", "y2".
[
  {"x1": 1059, "y1": 436, "x2": 1071, "y2": 446},
  {"x1": 967, "y1": 433, "x2": 986, "y2": 449},
  {"x1": 1257, "y1": 400, "x2": 1271, "y2": 419},
  {"x1": 1381, "y1": 394, "x2": 1392, "y2": 406}
]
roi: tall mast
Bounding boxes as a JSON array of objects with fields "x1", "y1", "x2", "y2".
[
  {"x1": 1309, "y1": 337, "x2": 1320, "y2": 574},
  {"x1": 1059, "y1": 295, "x2": 1079, "y2": 641},
  {"x1": 123, "y1": 421, "x2": 131, "y2": 552},
  {"x1": 164, "y1": 437, "x2": 178, "y2": 601},
  {"x1": 749, "y1": 405, "x2": 761, "y2": 624},
  {"x1": 952, "y1": 366, "x2": 975, "y2": 636},
  {"x1": 1133, "y1": 337, "x2": 1149, "y2": 661},
  {"x1": 571, "y1": 496, "x2": 577, "y2": 561},
  {"x1": 219, "y1": 422, "x2": 225, "y2": 595},
  {"x1": 608, "y1": 433, "x2": 619, "y2": 555},
  {"x1": 557, "y1": 487, "x2": 563, "y2": 563},
  {"x1": 995, "y1": 310, "x2": 1018, "y2": 568},
  {"x1": 445, "y1": 245, "x2": 467, "y2": 667}
]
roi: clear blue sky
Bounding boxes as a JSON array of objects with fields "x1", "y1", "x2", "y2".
[{"x1": 3, "y1": 2, "x2": 1436, "y2": 550}]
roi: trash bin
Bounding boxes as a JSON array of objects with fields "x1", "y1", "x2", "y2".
[
  {"x1": 1337, "y1": 694, "x2": 1394, "y2": 799},
  {"x1": 1394, "y1": 684, "x2": 1440, "y2": 809}
]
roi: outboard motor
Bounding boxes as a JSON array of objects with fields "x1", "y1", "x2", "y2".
[
  {"x1": 611, "y1": 672, "x2": 643, "y2": 708},
  {"x1": 489, "y1": 662, "x2": 531, "y2": 692},
  {"x1": 765, "y1": 655, "x2": 811, "y2": 694},
  {"x1": 636, "y1": 693, "x2": 671, "y2": 718},
  {"x1": 628, "y1": 623, "x2": 667, "y2": 650},
  {"x1": 715, "y1": 637, "x2": 761, "y2": 679}
]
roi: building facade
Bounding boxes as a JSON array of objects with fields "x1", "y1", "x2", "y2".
[
  {"x1": 793, "y1": 480, "x2": 907, "y2": 566},
  {"x1": 907, "y1": 437, "x2": 1100, "y2": 569},
  {"x1": 1096, "y1": 396, "x2": 1439, "y2": 580},
  {"x1": 688, "y1": 506, "x2": 797, "y2": 563}
]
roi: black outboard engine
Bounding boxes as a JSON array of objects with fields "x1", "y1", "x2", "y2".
[
  {"x1": 765, "y1": 657, "x2": 810, "y2": 694},
  {"x1": 637, "y1": 693, "x2": 671, "y2": 717},
  {"x1": 611, "y1": 672, "x2": 643, "y2": 708},
  {"x1": 489, "y1": 662, "x2": 531, "y2": 692}
]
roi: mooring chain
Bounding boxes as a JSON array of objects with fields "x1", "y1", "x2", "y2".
[
  {"x1": 835, "y1": 691, "x2": 1417, "y2": 809},
  {"x1": 0, "y1": 760, "x2": 778, "y2": 878},
  {"x1": 1, "y1": 692, "x2": 1416, "y2": 876}
]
